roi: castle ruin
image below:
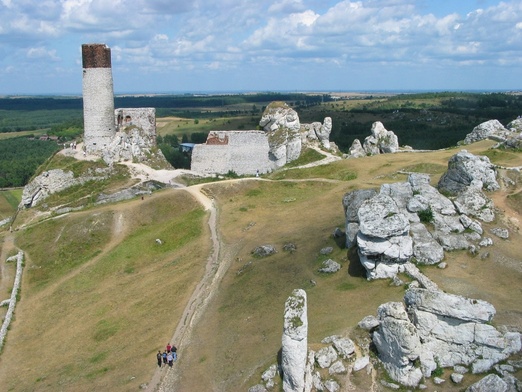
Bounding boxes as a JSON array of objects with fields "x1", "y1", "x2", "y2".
[
  {"x1": 82, "y1": 44, "x2": 116, "y2": 154},
  {"x1": 81, "y1": 44, "x2": 164, "y2": 166},
  {"x1": 191, "y1": 131, "x2": 272, "y2": 176}
]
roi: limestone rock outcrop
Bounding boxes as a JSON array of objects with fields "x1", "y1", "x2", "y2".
[
  {"x1": 345, "y1": 176, "x2": 444, "y2": 278},
  {"x1": 466, "y1": 374, "x2": 508, "y2": 392},
  {"x1": 315, "y1": 117, "x2": 332, "y2": 149},
  {"x1": 259, "y1": 102, "x2": 337, "y2": 169},
  {"x1": 503, "y1": 117, "x2": 522, "y2": 149},
  {"x1": 507, "y1": 117, "x2": 522, "y2": 132},
  {"x1": 347, "y1": 121, "x2": 399, "y2": 158},
  {"x1": 347, "y1": 139, "x2": 366, "y2": 158},
  {"x1": 370, "y1": 121, "x2": 399, "y2": 153},
  {"x1": 342, "y1": 169, "x2": 501, "y2": 279},
  {"x1": 373, "y1": 301, "x2": 423, "y2": 387},
  {"x1": 342, "y1": 189, "x2": 377, "y2": 248},
  {"x1": 356, "y1": 193, "x2": 413, "y2": 279},
  {"x1": 372, "y1": 288, "x2": 521, "y2": 387},
  {"x1": 259, "y1": 102, "x2": 302, "y2": 169},
  {"x1": 21, "y1": 168, "x2": 110, "y2": 208},
  {"x1": 281, "y1": 289, "x2": 308, "y2": 392},
  {"x1": 463, "y1": 119, "x2": 511, "y2": 144},
  {"x1": 437, "y1": 150, "x2": 499, "y2": 195}
]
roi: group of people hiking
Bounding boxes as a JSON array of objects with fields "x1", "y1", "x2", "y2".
[{"x1": 157, "y1": 343, "x2": 178, "y2": 368}]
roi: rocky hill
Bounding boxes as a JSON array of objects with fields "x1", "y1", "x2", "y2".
[{"x1": 0, "y1": 114, "x2": 521, "y2": 392}]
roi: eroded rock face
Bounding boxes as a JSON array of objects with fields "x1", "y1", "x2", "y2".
[
  {"x1": 507, "y1": 118, "x2": 522, "y2": 132},
  {"x1": 342, "y1": 189, "x2": 377, "y2": 248},
  {"x1": 356, "y1": 194, "x2": 412, "y2": 279},
  {"x1": 348, "y1": 139, "x2": 366, "y2": 158},
  {"x1": 466, "y1": 374, "x2": 508, "y2": 392},
  {"x1": 21, "y1": 168, "x2": 110, "y2": 208},
  {"x1": 372, "y1": 288, "x2": 521, "y2": 387},
  {"x1": 437, "y1": 150, "x2": 499, "y2": 195},
  {"x1": 316, "y1": 117, "x2": 332, "y2": 149},
  {"x1": 372, "y1": 302, "x2": 423, "y2": 387},
  {"x1": 102, "y1": 127, "x2": 165, "y2": 166},
  {"x1": 454, "y1": 185, "x2": 495, "y2": 222},
  {"x1": 348, "y1": 121, "x2": 399, "y2": 158},
  {"x1": 259, "y1": 102, "x2": 302, "y2": 169},
  {"x1": 358, "y1": 194, "x2": 410, "y2": 239},
  {"x1": 371, "y1": 121, "x2": 399, "y2": 153},
  {"x1": 342, "y1": 169, "x2": 500, "y2": 278},
  {"x1": 281, "y1": 289, "x2": 308, "y2": 392},
  {"x1": 463, "y1": 119, "x2": 511, "y2": 144}
]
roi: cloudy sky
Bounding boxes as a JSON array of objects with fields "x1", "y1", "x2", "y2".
[{"x1": 1, "y1": 0, "x2": 521, "y2": 95}]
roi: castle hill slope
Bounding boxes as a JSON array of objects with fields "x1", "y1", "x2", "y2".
[{"x1": 0, "y1": 139, "x2": 521, "y2": 391}]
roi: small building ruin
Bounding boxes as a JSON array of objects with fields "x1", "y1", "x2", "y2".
[{"x1": 191, "y1": 131, "x2": 272, "y2": 176}]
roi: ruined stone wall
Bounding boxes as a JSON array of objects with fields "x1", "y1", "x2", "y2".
[
  {"x1": 115, "y1": 108, "x2": 156, "y2": 144},
  {"x1": 191, "y1": 131, "x2": 271, "y2": 176},
  {"x1": 82, "y1": 44, "x2": 116, "y2": 154}
]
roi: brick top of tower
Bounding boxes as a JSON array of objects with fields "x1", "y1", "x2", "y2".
[{"x1": 82, "y1": 44, "x2": 112, "y2": 68}]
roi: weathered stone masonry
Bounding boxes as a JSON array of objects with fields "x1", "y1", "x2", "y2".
[
  {"x1": 191, "y1": 131, "x2": 272, "y2": 176},
  {"x1": 82, "y1": 44, "x2": 116, "y2": 154}
]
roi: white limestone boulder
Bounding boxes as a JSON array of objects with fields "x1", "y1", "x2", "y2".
[
  {"x1": 437, "y1": 150, "x2": 499, "y2": 195},
  {"x1": 281, "y1": 289, "x2": 308, "y2": 392},
  {"x1": 347, "y1": 139, "x2": 366, "y2": 158},
  {"x1": 315, "y1": 346, "x2": 338, "y2": 369},
  {"x1": 372, "y1": 302, "x2": 423, "y2": 387},
  {"x1": 404, "y1": 288, "x2": 496, "y2": 323},
  {"x1": 259, "y1": 101, "x2": 302, "y2": 169},
  {"x1": 318, "y1": 117, "x2": 332, "y2": 149},
  {"x1": 454, "y1": 186, "x2": 495, "y2": 222},
  {"x1": 463, "y1": 119, "x2": 511, "y2": 144},
  {"x1": 507, "y1": 118, "x2": 522, "y2": 132},
  {"x1": 371, "y1": 121, "x2": 399, "y2": 153},
  {"x1": 318, "y1": 259, "x2": 341, "y2": 273},
  {"x1": 466, "y1": 374, "x2": 508, "y2": 392},
  {"x1": 410, "y1": 223, "x2": 444, "y2": 265},
  {"x1": 358, "y1": 194, "x2": 410, "y2": 239}
]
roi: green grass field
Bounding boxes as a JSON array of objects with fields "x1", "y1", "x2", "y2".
[{"x1": 0, "y1": 189, "x2": 21, "y2": 220}]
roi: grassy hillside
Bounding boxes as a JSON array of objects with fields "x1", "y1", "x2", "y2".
[
  {"x1": 0, "y1": 189, "x2": 21, "y2": 220},
  {"x1": 0, "y1": 191, "x2": 210, "y2": 391},
  {"x1": 0, "y1": 139, "x2": 521, "y2": 391}
]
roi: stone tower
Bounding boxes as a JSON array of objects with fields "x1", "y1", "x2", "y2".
[{"x1": 82, "y1": 44, "x2": 116, "y2": 154}]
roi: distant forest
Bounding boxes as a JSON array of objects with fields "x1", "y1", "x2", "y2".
[
  {"x1": 0, "y1": 91, "x2": 521, "y2": 187},
  {"x1": 0, "y1": 137, "x2": 60, "y2": 188}
]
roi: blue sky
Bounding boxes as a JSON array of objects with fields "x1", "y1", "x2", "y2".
[{"x1": 1, "y1": 0, "x2": 520, "y2": 95}]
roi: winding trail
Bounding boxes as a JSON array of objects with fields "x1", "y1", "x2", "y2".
[
  {"x1": 43, "y1": 145, "x2": 345, "y2": 390},
  {"x1": 126, "y1": 147, "x2": 346, "y2": 391},
  {"x1": 146, "y1": 184, "x2": 224, "y2": 392}
]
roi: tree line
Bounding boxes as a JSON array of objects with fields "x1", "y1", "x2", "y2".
[{"x1": 0, "y1": 137, "x2": 60, "y2": 187}]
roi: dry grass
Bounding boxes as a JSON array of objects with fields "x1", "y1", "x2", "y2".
[
  {"x1": 1, "y1": 139, "x2": 521, "y2": 391},
  {"x1": 0, "y1": 190, "x2": 210, "y2": 391}
]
